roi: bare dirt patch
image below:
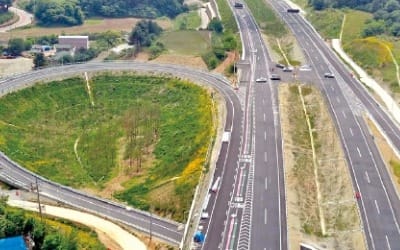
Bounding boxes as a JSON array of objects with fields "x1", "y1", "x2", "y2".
[
  {"x1": 280, "y1": 83, "x2": 365, "y2": 250},
  {"x1": 151, "y1": 54, "x2": 207, "y2": 69},
  {"x1": 0, "y1": 57, "x2": 33, "y2": 77},
  {"x1": 213, "y1": 51, "x2": 236, "y2": 74}
]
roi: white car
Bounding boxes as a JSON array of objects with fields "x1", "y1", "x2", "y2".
[
  {"x1": 256, "y1": 77, "x2": 268, "y2": 82},
  {"x1": 324, "y1": 72, "x2": 335, "y2": 78}
]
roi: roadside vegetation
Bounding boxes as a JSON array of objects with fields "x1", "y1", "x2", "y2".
[
  {"x1": 0, "y1": 11, "x2": 14, "y2": 25},
  {"x1": 173, "y1": 10, "x2": 201, "y2": 31},
  {"x1": 0, "y1": 73, "x2": 214, "y2": 221},
  {"x1": 23, "y1": 0, "x2": 187, "y2": 26},
  {"x1": 244, "y1": 0, "x2": 304, "y2": 65},
  {"x1": 295, "y1": 1, "x2": 400, "y2": 102},
  {"x1": 0, "y1": 196, "x2": 105, "y2": 249},
  {"x1": 279, "y1": 84, "x2": 364, "y2": 249}
]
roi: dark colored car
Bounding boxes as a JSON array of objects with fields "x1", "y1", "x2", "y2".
[
  {"x1": 276, "y1": 63, "x2": 285, "y2": 69},
  {"x1": 270, "y1": 74, "x2": 281, "y2": 80}
]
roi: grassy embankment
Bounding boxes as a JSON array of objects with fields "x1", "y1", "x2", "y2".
[
  {"x1": 305, "y1": 7, "x2": 400, "y2": 94},
  {"x1": 0, "y1": 73, "x2": 214, "y2": 221},
  {"x1": 280, "y1": 84, "x2": 363, "y2": 249},
  {"x1": 244, "y1": 0, "x2": 304, "y2": 65}
]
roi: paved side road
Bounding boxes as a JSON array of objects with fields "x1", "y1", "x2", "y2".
[
  {"x1": 0, "y1": 7, "x2": 33, "y2": 33},
  {"x1": 8, "y1": 199, "x2": 147, "y2": 250}
]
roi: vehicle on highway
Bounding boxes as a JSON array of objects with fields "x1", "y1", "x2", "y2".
[
  {"x1": 324, "y1": 72, "x2": 335, "y2": 78},
  {"x1": 270, "y1": 74, "x2": 281, "y2": 80},
  {"x1": 355, "y1": 192, "x2": 361, "y2": 199},
  {"x1": 234, "y1": 2, "x2": 243, "y2": 8},
  {"x1": 256, "y1": 77, "x2": 268, "y2": 82},
  {"x1": 299, "y1": 65, "x2": 312, "y2": 71},
  {"x1": 275, "y1": 63, "x2": 285, "y2": 69},
  {"x1": 211, "y1": 176, "x2": 221, "y2": 192},
  {"x1": 282, "y1": 66, "x2": 293, "y2": 72},
  {"x1": 287, "y1": 8, "x2": 300, "y2": 13},
  {"x1": 201, "y1": 211, "x2": 209, "y2": 219}
]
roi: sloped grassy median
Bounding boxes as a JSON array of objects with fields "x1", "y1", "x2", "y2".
[{"x1": 0, "y1": 73, "x2": 214, "y2": 221}]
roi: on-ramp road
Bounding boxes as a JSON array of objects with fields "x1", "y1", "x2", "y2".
[{"x1": 0, "y1": 61, "x2": 243, "y2": 247}]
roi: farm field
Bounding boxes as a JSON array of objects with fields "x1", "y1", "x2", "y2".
[
  {"x1": 0, "y1": 73, "x2": 214, "y2": 221},
  {"x1": 158, "y1": 30, "x2": 211, "y2": 55},
  {"x1": 0, "y1": 17, "x2": 172, "y2": 44}
]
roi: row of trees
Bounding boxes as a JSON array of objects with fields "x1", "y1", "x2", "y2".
[
  {"x1": 30, "y1": 0, "x2": 84, "y2": 26},
  {"x1": 308, "y1": 0, "x2": 400, "y2": 37},
  {"x1": 26, "y1": 0, "x2": 188, "y2": 26},
  {"x1": 0, "y1": 197, "x2": 79, "y2": 249}
]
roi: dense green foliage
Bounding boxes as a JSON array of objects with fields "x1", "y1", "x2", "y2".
[
  {"x1": 32, "y1": 0, "x2": 84, "y2": 26},
  {"x1": 27, "y1": 0, "x2": 188, "y2": 25},
  {"x1": 308, "y1": 0, "x2": 400, "y2": 37},
  {"x1": 7, "y1": 38, "x2": 26, "y2": 56},
  {"x1": 129, "y1": 20, "x2": 163, "y2": 48},
  {"x1": 0, "y1": 74, "x2": 213, "y2": 221},
  {"x1": 0, "y1": 197, "x2": 105, "y2": 249}
]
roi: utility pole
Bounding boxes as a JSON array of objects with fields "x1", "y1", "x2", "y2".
[{"x1": 31, "y1": 177, "x2": 43, "y2": 221}]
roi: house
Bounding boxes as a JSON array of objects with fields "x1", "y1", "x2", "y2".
[
  {"x1": 0, "y1": 236, "x2": 28, "y2": 250},
  {"x1": 58, "y1": 35, "x2": 89, "y2": 50}
]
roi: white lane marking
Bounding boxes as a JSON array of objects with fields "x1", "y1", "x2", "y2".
[
  {"x1": 336, "y1": 97, "x2": 341, "y2": 103},
  {"x1": 386, "y1": 235, "x2": 392, "y2": 250},
  {"x1": 330, "y1": 85, "x2": 334, "y2": 91},
  {"x1": 264, "y1": 131, "x2": 267, "y2": 141},
  {"x1": 263, "y1": 113, "x2": 266, "y2": 122},
  {"x1": 262, "y1": 99, "x2": 265, "y2": 104},
  {"x1": 264, "y1": 208, "x2": 267, "y2": 224},
  {"x1": 342, "y1": 111, "x2": 347, "y2": 119},
  {"x1": 375, "y1": 200, "x2": 380, "y2": 214},
  {"x1": 265, "y1": 177, "x2": 268, "y2": 190},
  {"x1": 365, "y1": 171, "x2": 371, "y2": 184},
  {"x1": 357, "y1": 147, "x2": 362, "y2": 157},
  {"x1": 264, "y1": 152, "x2": 268, "y2": 162},
  {"x1": 349, "y1": 127, "x2": 354, "y2": 136}
]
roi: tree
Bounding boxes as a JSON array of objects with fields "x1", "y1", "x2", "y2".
[
  {"x1": 208, "y1": 18, "x2": 223, "y2": 33},
  {"x1": 33, "y1": 53, "x2": 47, "y2": 68},
  {"x1": 8, "y1": 38, "x2": 25, "y2": 56},
  {"x1": 390, "y1": 23, "x2": 400, "y2": 36},
  {"x1": 42, "y1": 233, "x2": 62, "y2": 250},
  {"x1": 129, "y1": 20, "x2": 163, "y2": 48},
  {"x1": 362, "y1": 20, "x2": 385, "y2": 37},
  {"x1": 385, "y1": 0, "x2": 400, "y2": 12}
]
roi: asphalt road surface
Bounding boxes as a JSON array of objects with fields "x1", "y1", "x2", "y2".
[
  {"x1": 0, "y1": 61, "x2": 243, "y2": 247},
  {"x1": 201, "y1": 1, "x2": 287, "y2": 249},
  {"x1": 269, "y1": 1, "x2": 400, "y2": 249}
]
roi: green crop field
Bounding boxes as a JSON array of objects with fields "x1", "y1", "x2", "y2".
[
  {"x1": 159, "y1": 30, "x2": 211, "y2": 55},
  {"x1": 0, "y1": 73, "x2": 214, "y2": 221}
]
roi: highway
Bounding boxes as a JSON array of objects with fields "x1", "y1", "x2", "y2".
[
  {"x1": 269, "y1": 0, "x2": 400, "y2": 249},
  {"x1": 0, "y1": 61, "x2": 243, "y2": 247},
  {"x1": 201, "y1": 1, "x2": 287, "y2": 249}
]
